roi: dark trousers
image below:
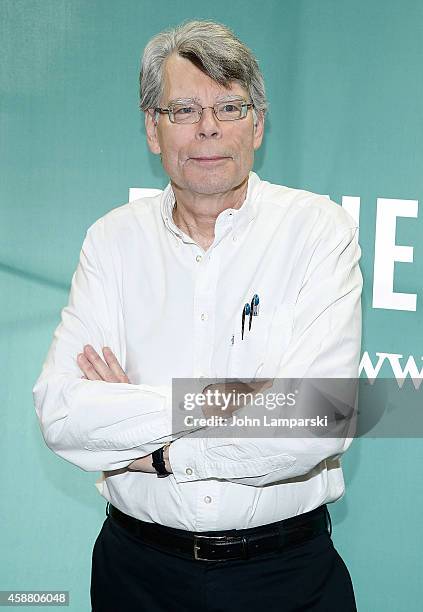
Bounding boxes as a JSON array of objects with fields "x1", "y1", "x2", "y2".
[{"x1": 91, "y1": 510, "x2": 357, "y2": 612}]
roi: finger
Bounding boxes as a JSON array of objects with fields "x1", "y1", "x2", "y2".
[
  {"x1": 261, "y1": 379, "x2": 274, "y2": 390},
  {"x1": 77, "y1": 353, "x2": 102, "y2": 381},
  {"x1": 83, "y1": 344, "x2": 117, "y2": 382},
  {"x1": 102, "y1": 347, "x2": 130, "y2": 383}
]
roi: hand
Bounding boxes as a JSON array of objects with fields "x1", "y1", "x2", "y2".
[{"x1": 77, "y1": 344, "x2": 130, "y2": 383}]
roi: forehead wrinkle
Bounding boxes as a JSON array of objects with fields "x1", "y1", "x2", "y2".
[
  {"x1": 167, "y1": 93, "x2": 247, "y2": 106},
  {"x1": 167, "y1": 96, "x2": 201, "y2": 105}
]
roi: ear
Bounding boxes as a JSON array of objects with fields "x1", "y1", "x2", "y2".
[
  {"x1": 253, "y1": 110, "x2": 265, "y2": 151},
  {"x1": 145, "y1": 110, "x2": 161, "y2": 155}
]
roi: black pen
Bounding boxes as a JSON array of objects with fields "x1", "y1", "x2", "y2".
[{"x1": 242, "y1": 303, "x2": 250, "y2": 340}]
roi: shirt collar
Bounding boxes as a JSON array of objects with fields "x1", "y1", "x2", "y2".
[{"x1": 160, "y1": 171, "x2": 261, "y2": 242}]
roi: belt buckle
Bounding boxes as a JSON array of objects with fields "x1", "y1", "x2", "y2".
[{"x1": 193, "y1": 534, "x2": 232, "y2": 561}]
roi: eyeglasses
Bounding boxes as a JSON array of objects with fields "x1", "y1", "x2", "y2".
[{"x1": 153, "y1": 100, "x2": 255, "y2": 124}]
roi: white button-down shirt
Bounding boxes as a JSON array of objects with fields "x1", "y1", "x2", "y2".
[{"x1": 33, "y1": 171, "x2": 362, "y2": 531}]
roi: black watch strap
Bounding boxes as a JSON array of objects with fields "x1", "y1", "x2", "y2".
[{"x1": 152, "y1": 446, "x2": 171, "y2": 477}]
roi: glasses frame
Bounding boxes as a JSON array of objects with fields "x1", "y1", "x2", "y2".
[{"x1": 152, "y1": 100, "x2": 255, "y2": 124}]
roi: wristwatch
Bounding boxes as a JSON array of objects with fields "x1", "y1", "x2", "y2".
[{"x1": 151, "y1": 442, "x2": 172, "y2": 477}]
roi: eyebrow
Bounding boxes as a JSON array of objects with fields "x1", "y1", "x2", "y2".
[{"x1": 167, "y1": 94, "x2": 246, "y2": 106}]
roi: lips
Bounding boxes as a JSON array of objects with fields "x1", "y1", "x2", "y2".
[{"x1": 189, "y1": 155, "x2": 230, "y2": 162}]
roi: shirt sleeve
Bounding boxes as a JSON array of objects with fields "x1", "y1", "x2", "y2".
[
  {"x1": 32, "y1": 222, "x2": 204, "y2": 472},
  {"x1": 169, "y1": 220, "x2": 363, "y2": 486}
]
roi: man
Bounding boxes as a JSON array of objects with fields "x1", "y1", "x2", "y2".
[{"x1": 33, "y1": 19, "x2": 362, "y2": 612}]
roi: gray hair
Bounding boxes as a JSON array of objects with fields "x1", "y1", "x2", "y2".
[{"x1": 139, "y1": 20, "x2": 267, "y2": 121}]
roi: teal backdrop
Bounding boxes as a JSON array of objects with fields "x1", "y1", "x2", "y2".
[{"x1": 1, "y1": 1, "x2": 422, "y2": 610}]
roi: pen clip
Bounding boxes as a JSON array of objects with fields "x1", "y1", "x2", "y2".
[{"x1": 253, "y1": 293, "x2": 260, "y2": 316}]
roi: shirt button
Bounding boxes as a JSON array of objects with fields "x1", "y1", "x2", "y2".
[
  {"x1": 203, "y1": 496, "x2": 212, "y2": 504},
  {"x1": 185, "y1": 468, "x2": 193, "y2": 476},
  {"x1": 200, "y1": 313, "x2": 208, "y2": 321},
  {"x1": 196, "y1": 254, "x2": 202, "y2": 262},
  {"x1": 232, "y1": 235, "x2": 237, "y2": 242}
]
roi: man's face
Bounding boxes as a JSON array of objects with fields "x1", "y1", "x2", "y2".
[{"x1": 145, "y1": 54, "x2": 264, "y2": 196}]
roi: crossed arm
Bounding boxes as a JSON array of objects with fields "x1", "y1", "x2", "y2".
[
  {"x1": 33, "y1": 217, "x2": 362, "y2": 485},
  {"x1": 76, "y1": 345, "x2": 268, "y2": 476}
]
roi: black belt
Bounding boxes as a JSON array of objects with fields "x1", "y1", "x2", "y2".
[{"x1": 107, "y1": 503, "x2": 331, "y2": 562}]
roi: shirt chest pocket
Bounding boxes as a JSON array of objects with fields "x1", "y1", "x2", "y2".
[{"x1": 227, "y1": 302, "x2": 295, "y2": 380}]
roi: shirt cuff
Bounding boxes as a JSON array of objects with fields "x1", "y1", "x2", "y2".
[
  {"x1": 168, "y1": 435, "x2": 297, "y2": 484},
  {"x1": 168, "y1": 436, "x2": 208, "y2": 483}
]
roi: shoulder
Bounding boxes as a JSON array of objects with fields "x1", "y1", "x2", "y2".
[
  {"x1": 251, "y1": 173, "x2": 357, "y2": 238},
  {"x1": 83, "y1": 192, "x2": 163, "y2": 248}
]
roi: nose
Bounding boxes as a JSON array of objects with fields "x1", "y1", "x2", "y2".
[{"x1": 195, "y1": 107, "x2": 222, "y2": 139}]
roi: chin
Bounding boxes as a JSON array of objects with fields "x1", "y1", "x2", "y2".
[{"x1": 182, "y1": 169, "x2": 243, "y2": 195}]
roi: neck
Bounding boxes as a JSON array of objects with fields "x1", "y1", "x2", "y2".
[{"x1": 171, "y1": 177, "x2": 249, "y2": 251}]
